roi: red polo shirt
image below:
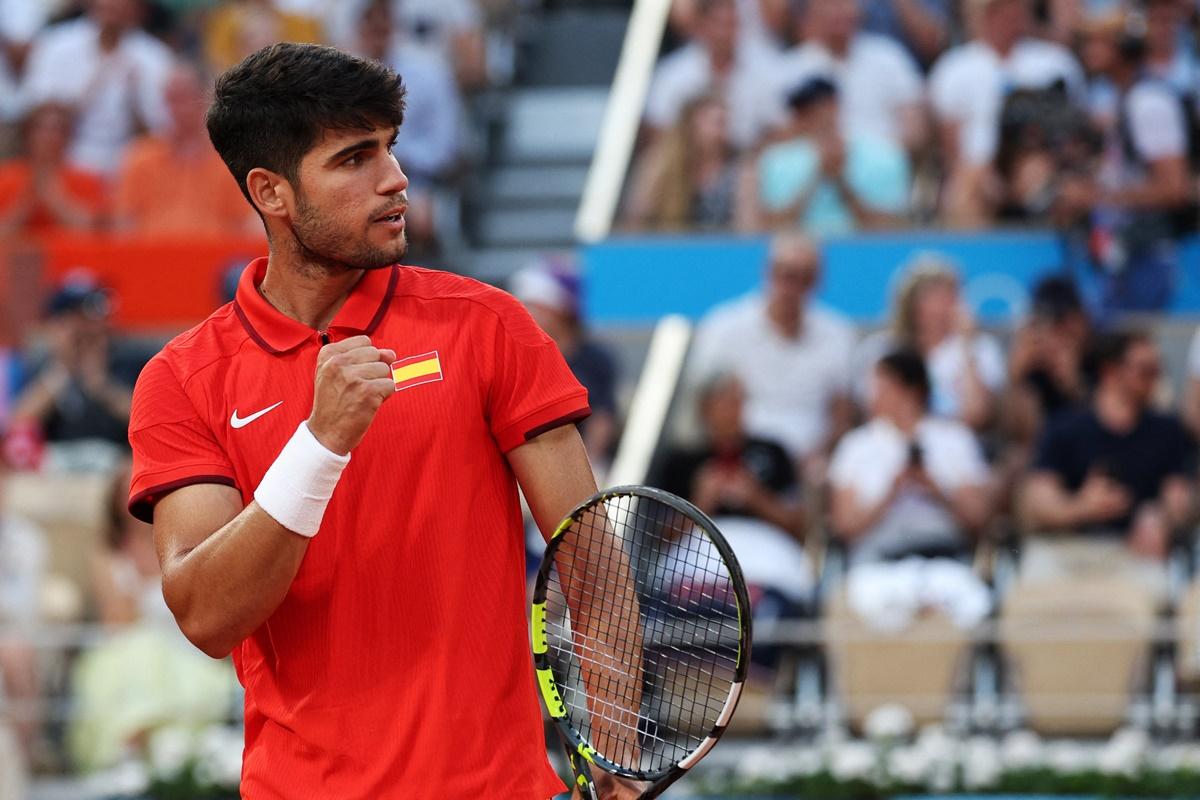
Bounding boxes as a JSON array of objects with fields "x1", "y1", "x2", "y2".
[{"x1": 127, "y1": 259, "x2": 588, "y2": 799}]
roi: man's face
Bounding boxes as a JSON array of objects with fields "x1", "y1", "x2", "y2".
[
  {"x1": 986, "y1": 0, "x2": 1029, "y2": 43},
  {"x1": 767, "y1": 244, "x2": 818, "y2": 308},
  {"x1": 286, "y1": 125, "x2": 409, "y2": 271},
  {"x1": 90, "y1": 0, "x2": 139, "y2": 30},
  {"x1": 164, "y1": 69, "x2": 207, "y2": 135},
  {"x1": 698, "y1": 0, "x2": 738, "y2": 58},
  {"x1": 1118, "y1": 340, "x2": 1162, "y2": 408},
  {"x1": 701, "y1": 378, "x2": 745, "y2": 438},
  {"x1": 809, "y1": 0, "x2": 860, "y2": 43}
]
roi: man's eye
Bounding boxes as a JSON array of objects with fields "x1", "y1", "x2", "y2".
[{"x1": 344, "y1": 153, "x2": 365, "y2": 166}]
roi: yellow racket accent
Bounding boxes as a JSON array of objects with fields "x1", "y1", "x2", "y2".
[
  {"x1": 531, "y1": 602, "x2": 548, "y2": 655},
  {"x1": 576, "y1": 742, "x2": 597, "y2": 764},
  {"x1": 537, "y1": 667, "x2": 566, "y2": 718}
]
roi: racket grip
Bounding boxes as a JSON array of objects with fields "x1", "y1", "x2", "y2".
[{"x1": 568, "y1": 748, "x2": 598, "y2": 800}]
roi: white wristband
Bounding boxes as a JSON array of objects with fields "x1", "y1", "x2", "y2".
[{"x1": 254, "y1": 422, "x2": 350, "y2": 537}]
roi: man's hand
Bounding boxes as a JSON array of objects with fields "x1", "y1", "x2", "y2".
[
  {"x1": 1075, "y1": 470, "x2": 1132, "y2": 526},
  {"x1": 307, "y1": 335, "x2": 396, "y2": 455},
  {"x1": 572, "y1": 773, "x2": 645, "y2": 800},
  {"x1": 1129, "y1": 502, "x2": 1171, "y2": 561}
]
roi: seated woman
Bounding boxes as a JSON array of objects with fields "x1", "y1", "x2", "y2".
[
  {"x1": 829, "y1": 350, "x2": 993, "y2": 630},
  {"x1": 657, "y1": 373, "x2": 811, "y2": 616}
]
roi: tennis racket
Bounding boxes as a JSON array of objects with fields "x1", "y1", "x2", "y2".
[{"x1": 530, "y1": 486, "x2": 752, "y2": 799}]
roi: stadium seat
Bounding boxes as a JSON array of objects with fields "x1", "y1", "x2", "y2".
[
  {"x1": 3, "y1": 472, "x2": 110, "y2": 621},
  {"x1": 824, "y1": 588, "x2": 971, "y2": 731},
  {"x1": 1000, "y1": 565, "x2": 1156, "y2": 735}
]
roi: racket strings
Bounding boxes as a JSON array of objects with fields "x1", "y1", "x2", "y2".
[{"x1": 543, "y1": 494, "x2": 742, "y2": 774}]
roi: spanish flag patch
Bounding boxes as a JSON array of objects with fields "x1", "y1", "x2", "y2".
[{"x1": 391, "y1": 351, "x2": 443, "y2": 392}]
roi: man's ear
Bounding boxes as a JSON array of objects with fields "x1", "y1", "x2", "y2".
[{"x1": 245, "y1": 168, "x2": 293, "y2": 220}]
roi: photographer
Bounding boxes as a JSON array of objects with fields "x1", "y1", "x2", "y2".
[
  {"x1": 1057, "y1": 11, "x2": 1194, "y2": 312},
  {"x1": 830, "y1": 348, "x2": 993, "y2": 566}
]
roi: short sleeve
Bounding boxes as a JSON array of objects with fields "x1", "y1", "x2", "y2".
[
  {"x1": 484, "y1": 293, "x2": 590, "y2": 452},
  {"x1": 127, "y1": 354, "x2": 238, "y2": 522},
  {"x1": 1128, "y1": 84, "x2": 1187, "y2": 161},
  {"x1": 1031, "y1": 416, "x2": 1073, "y2": 480},
  {"x1": 974, "y1": 334, "x2": 1007, "y2": 391},
  {"x1": 827, "y1": 433, "x2": 860, "y2": 490}
]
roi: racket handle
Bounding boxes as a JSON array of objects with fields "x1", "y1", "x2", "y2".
[{"x1": 567, "y1": 747, "x2": 598, "y2": 800}]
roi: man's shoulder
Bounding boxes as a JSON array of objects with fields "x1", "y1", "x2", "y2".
[
  {"x1": 852, "y1": 33, "x2": 916, "y2": 68},
  {"x1": 151, "y1": 303, "x2": 247, "y2": 382},
  {"x1": 698, "y1": 292, "x2": 761, "y2": 332},
  {"x1": 394, "y1": 265, "x2": 532, "y2": 331}
]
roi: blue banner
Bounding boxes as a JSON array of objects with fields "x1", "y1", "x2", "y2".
[{"x1": 582, "y1": 231, "x2": 1200, "y2": 325}]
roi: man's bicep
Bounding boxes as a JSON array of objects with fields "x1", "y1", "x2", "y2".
[
  {"x1": 506, "y1": 424, "x2": 598, "y2": 540},
  {"x1": 153, "y1": 482, "x2": 243, "y2": 567}
]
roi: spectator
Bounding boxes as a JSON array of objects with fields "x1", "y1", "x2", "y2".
[
  {"x1": 1058, "y1": 9, "x2": 1193, "y2": 313},
  {"x1": 113, "y1": 61, "x2": 258, "y2": 237},
  {"x1": 10, "y1": 277, "x2": 144, "y2": 463},
  {"x1": 777, "y1": 0, "x2": 926, "y2": 152},
  {"x1": 511, "y1": 259, "x2": 620, "y2": 476},
  {"x1": 624, "y1": 93, "x2": 742, "y2": 231},
  {"x1": 352, "y1": 0, "x2": 460, "y2": 254},
  {"x1": 204, "y1": 0, "x2": 322, "y2": 73},
  {"x1": 20, "y1": 0, "x2": 173, "y2": 176},
  {"x1": 929, "y1": 0, "x2": 1085, "y2": 226},
  {"x1": 854, "y1": 253, "x2": 1006, "y2": 432},
  {"x1": 0, "y1": 102, "x2": 107, "y2": 237},
  {"x1": 659, "y1": 372, "x2": 805, "y2": 539},
  {"x1": 858, "y1": 0, "x2": 951, "y2": 68},
  {"x1": 644, "y1": 0, "x2": 783, "y2": 151},
  {"x1": 689, "y1": 232, "x2": 855, "y2": 468},
  {"x1": 829, "y1": 348, "x2": 993, "y2": 565},
  {"x1": 744, "y1": 75, "x2": 910, "y2": 235},
  {"x1": 657, "y1": 372, "x2": 812, "y2": 617},
  {"x1": 68, "y1": 462, "x2": 237, "y2": 772},
  {"x1": 1020, "y1": 331, "x2": 1196, "y2": 574},
  {"x1": 1003, "y1": 275, "x2": 1092, "y2": 448}
]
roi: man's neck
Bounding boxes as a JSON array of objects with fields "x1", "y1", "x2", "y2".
[
  {"x1": 887, "y1": 407, "x2": 922, "y2": 436},
  {"x1": 766, "y1": 297, "x2": 803, "y2": 339},
  {"x1": 97, "y1": 25, "x2": 124, "y2": 52},
  {"x1": 260, "y1": 251, "x2": 365, "y2": 331},
  {"x1": 982, "y1": 33, "x2": 1018, "y2": 59},
  {"x1": 1094, "y1": 385, "x2": 1140, "y2": 433},
  {"x1": 818, "y1": 33, "x2": 851, "y2": 59}
]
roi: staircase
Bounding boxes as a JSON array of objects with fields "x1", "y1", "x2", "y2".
[{"x1": 461, "y1": 5, "x2": 630, "y2": 286}]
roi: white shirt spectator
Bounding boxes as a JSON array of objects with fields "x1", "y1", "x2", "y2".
[
  {"x1": 644, "y1": 40, "x2": 784, "y2": 150},
  {"x1": 0, "y1": 0, "x2": 48, "y2": 123},
  {"x1": 690, "y1": 293, "x2": 855, "y2": 459},
  {"x1": 853, "y1": 331, "x2": 1007, "y2": 421},
  {"x1": 929, "y1": 39, "x2": 1085, "y2": 165},
  {"x1": 775, "y1": 33, "x2": 923, "y2": 147},
  {"x1": 1100, "y1": 81, "x2": 1188, "y2": 191},
  {"x1": 1186, "y1": 327, "x2": 1200, "y2": 379},
  {"x1": 829, "y1": 416, "x2": 989, "y2": 564},
  {"x1": 20, "y1": 18, "x2": 172, "y2": 175}
]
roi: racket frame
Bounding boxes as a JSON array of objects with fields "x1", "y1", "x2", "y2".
[{"x1": 530, "y1": 485, "x2": 753, "y2": 797}]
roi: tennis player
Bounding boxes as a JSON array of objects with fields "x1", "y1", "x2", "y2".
[{"x1": 126, "y1": 43, "x2": 640, "y2": 799}]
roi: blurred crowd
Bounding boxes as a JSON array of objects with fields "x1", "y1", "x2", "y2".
[
  {"x1": 624, "y1": 0, "x2": 1200, "y2": 312},
  {"x1": 0, "y1": 0, "x2": 502, "y2": 254}
]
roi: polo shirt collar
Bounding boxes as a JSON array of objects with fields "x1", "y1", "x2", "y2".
[{"x1": 234, "y1": 257, "x2": 399, "y2": 354}]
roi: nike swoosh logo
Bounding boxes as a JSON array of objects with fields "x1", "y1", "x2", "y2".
[{"x1": 230, "y1": 401, "x2": 283, "y2": 429}]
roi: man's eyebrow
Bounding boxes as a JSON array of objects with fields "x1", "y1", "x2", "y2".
[{"x1": 324, "y1": 137, "x2": 380, "y2": 165}]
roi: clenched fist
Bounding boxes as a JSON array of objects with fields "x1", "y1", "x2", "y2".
[{"x1": 307, "y1": 335, "x2": 396, "y2": 455}]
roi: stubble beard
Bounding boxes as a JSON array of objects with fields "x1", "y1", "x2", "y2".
[{"x1": 288, "y1": 194, "x2": 406, "y2": 278}]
